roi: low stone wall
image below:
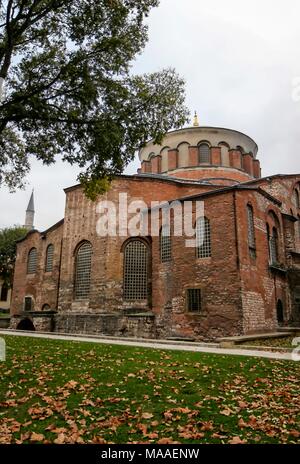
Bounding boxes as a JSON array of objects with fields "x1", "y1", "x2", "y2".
[
  {"x1": 10, "y1": 312, "x2": 55, "y2": 332},
  {"x1": 0, "y1": 318, "x2": 10, "y2": 329},
  {"x1": 54, "y1": 312, "x2": 156, "y2": 339}
]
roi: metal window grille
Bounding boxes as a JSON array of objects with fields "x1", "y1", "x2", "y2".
[
  {"x1": 24, "y1": 297, "x2": 33, "y2": 312},
  {"x1": 124, "y1": 240, "x2": 148, "y2": 301},
  {"x1": 160, "y1": 224, "x2": 171, "y2": 262},
  {"x1": 45, "y1": 244, "x2": 54, "y2": 272},
  {"x1": 198, "y1": 144, "x2": 210, "y2": 164},
  {"x1": 74, "y1": 242, "x2": 92, "y2": 300},
  {"x1": 247, "y1": 205, "x2": 256, "y2": 257},
  {"x1": 27, "y1": 248, "x2": 37, "y2": 274},
  {"x1": 196, "y1": 217, "x2": 211, "y2": 258},
  {"x1": 187, "y1": 289, "x2": 202, "y2": 312},
  {"x1": 269, "y1": 229, "x2": 278, "y2": 265}
]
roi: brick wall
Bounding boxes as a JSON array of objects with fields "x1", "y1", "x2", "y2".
[{"x1": 11, "y1": 223, "x2": 63, "y2": 314}]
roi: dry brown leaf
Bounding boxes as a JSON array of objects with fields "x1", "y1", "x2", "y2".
[
  {"x1": 228, "y1": 436, "x2": 246, "y2": 445},
  {"x1": 30, "y1": 432, "x2": 45, "y2": 442},
  {"x1": 141, "y1": 412, "x2": 154, "y2": 420}
]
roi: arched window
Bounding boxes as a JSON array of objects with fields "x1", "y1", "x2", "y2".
[
  {"x1": 74, "y1": 242, "x2": 92, "y2": 300},
  {"x1": 160, "y1": 224, "x2": 171, "y2": 263},
  {"x1": 123, "y1": 240, "x2": 148, "y2": 301},
  {"x1": 196, "y1": 217, "x2": 211, "y2": 258},
  {"x1": 269, "y1": 227, "x2": 279, "y2": 265},
  {"x1": 27, "y1": 248, "x2": 37, "y2": 274},
  {"x1": 247, "y1": 205, "x2": 256, "y2": 258},
  {"x1": 198, "y1": 143, "x2": 210, "y2": 164},
  {"x1": 42, "y1": 304, "x2": 51, "y2": 311},
  {"x1": 45, "y1": 244, "x2": 54, "y2": 272}
]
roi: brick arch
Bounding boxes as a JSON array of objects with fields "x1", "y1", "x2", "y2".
[
  {"x1": 17, "y1": 318, "x2": 35, "y2": 331},
  {"x1": 266, "y1": 208, "x2": 281, "y2": 230},
  {"x1": 197, "y1": 139, "x2": 212, "y2": 147},
  {"x1": 120, "y1": 236, "x2": 151, "y2": 253},
  {"x1": 73, "y1": 239, "x2": 93, "y2": 257},
  {"x1": 236, "y1": 145, "x2": 245, "y2": 154},
  {"x1": 42, "y1": 304, "x2": 51, "y2": 311}
]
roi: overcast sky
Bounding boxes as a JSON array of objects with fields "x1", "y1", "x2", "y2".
[{"x1": 1, "y1": 0, "x2": 300, "y2": 231}]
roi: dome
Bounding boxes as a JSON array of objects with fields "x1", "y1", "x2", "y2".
[{"x1": 138, "y1": 126, "x2": 261, "y2": 185}]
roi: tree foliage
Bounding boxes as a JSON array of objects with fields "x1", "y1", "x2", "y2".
[
  {"x1": 0, "y1": 225, "x2": 27, "y2": 285},
  {"x1": 0, "y1": 0, "x2": 189, "y2": 195}
]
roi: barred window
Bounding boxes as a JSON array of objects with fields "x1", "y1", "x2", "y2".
[
  {"x1": 198, "y1": 144, "x2": 210, "y2": 164},
  {"x1": 160, "y1": 224, "x2": 171, "y2": 263},
  {"x1": 74, "y1": 242, "x2": 92, "y2": 300},
  {"x1": 196, "y1": 217, "x2": 211, "y2": 258},
  {"x1": 45, "y1": 244, "x2": 54, "y2": 272},
  {"x1": 24, "y1": 296, "x2": 33, "y2": 312},
  {"x1": 124, "y1": 240, "x2": 148, "y2": 301},
  {"x1": 186, "y1": 289, "x2": 202, "y2": 313},
  {"x1": 247, "y1": 205, "x2": 256, "y2": 258},
  {"x1": 27, "y1": 248, "x2": 37, "y2": 274},
  {"x1": 269, "y1": 227, "x2": 279, "y2": 265}
]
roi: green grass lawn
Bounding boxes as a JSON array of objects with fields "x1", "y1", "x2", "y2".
[{"x1": 0, "y1": 335, "x2": 299, "y2": 444}]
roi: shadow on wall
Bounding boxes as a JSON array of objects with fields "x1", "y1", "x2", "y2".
[{"x1": 16, "y1": 318, "x2": 35, "y2": 331}]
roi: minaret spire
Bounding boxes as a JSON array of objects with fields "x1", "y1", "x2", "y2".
[{"x1": 24, "y1": 189, "x2": 35, "y2": 230}]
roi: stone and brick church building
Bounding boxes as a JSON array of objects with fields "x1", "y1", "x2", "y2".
[{"x1": 10, "y1": 121, "x2": 300, "y2": 340}]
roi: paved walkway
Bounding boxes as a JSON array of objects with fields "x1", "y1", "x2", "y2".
[{"x1": 0, "y1": 329, "x2": 296, "y2": 361}]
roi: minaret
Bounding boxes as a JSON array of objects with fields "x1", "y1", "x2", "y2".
[{"x1": 24, "y1": 190, "x2": 35, "y2": 230}]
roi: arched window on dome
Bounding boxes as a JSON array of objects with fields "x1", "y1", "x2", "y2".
[
  {"x1": 198, "y1": 143, "x2": 210, "y2": 164},
  {"x1": 74, "y1": 241, "x2": 92, "y2": 300},
  {"x1": 196, "y1": 217, "x2": 211, "y2": 258}
]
